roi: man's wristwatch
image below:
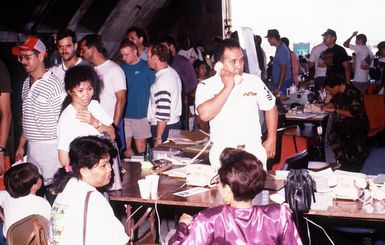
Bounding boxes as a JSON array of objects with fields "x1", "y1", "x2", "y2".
[{"x1": 0, "y1": 147, "x2": 4, "y2": 153}]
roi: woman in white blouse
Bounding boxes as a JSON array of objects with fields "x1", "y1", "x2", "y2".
[{"x1": 57, "y1": 65, "x2": 115, "y2": 166}]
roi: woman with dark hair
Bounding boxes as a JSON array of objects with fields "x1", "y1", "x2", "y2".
[
  {"x1": 57, "y1": 65, "x2": 115, "y2": 166},
  {"x1": 169, "y1": 148, "x2": 302, "y2": 245},
  {"x1": 49, "y1": 136, "x2": 128, "y2": 244}
]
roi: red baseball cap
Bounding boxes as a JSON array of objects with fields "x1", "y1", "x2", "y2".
[{"x1": 12, "y1": 36, "x2": 47, "y2": 56}]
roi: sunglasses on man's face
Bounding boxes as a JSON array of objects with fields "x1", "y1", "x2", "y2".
[{"x1": 17, "y1": 52, "x2": 38, "y2": 62}]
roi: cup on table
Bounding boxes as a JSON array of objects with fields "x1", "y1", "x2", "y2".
[
  {"x1": 146, "y1": 174, "x2": 160, "y2": 199},
  {"x1": 137, "y1": 179, "x2": 151, "y2": 199}
]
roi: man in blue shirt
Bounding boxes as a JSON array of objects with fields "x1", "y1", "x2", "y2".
[
  {"x1": 266, "y1": 29, "x2": 293, "y2": 96},
  {"x1": 119, "y1": 39, "x2": 155, "y2": 156}
]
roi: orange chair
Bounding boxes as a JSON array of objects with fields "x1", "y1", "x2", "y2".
[
  {"x1": 271, "y1": 127, "x2": 308, "y2": 171},
  {"x1": 0, "y1": 156, "x2": 11, "y2": 190},
  {"x1": 364, "y1": 95, "x2": 385, "y2": 137}
]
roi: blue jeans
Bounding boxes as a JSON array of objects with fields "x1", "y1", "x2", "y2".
[{"x1": 0, "y1": 222, "x2": 5, "y2": 245}]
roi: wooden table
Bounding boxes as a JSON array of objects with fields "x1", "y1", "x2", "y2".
[
  {"x1": 109, "y1": 161, "x2": 385, "y2": 243},
  {"x1": 109, "y1": 161, "x2": 222, "y2": 208},
  {"x1": 308, "y1": 193, "x2": 385, "y2": 222},
  {"x1": 110, "y1": 162, "x2": 385, "y2": 219}
]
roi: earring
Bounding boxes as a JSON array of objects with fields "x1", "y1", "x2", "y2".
[{"x1": 223, "y1": 195, "x2": 231, "y2": 205}]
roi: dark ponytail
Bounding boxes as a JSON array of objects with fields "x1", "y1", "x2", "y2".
[{"x1": 48, "y1": 167, "x2": 73, "y2": 194}]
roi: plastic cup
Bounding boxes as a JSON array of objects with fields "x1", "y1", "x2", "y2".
[
  {"x1": 137, "y1": 179, "x2": 151, "y2": 199},
  {"x1": 146, "y1": 174, "x2": 159, "y2": 198}
]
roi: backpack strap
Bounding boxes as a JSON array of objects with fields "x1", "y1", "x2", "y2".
[{"x1": 83, "y1": 191, "x2": 92, "y2": 245}]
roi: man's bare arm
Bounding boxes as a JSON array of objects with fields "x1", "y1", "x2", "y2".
[
  {"x1": 113, "y1": 90, "x2": 127, "y2": 126},
  {"x1": 197, "y1": 70, "x2": 235, "y2": 122},
  {"x1": 262, "y1": 106, "x2": 278, "y2": 159}
]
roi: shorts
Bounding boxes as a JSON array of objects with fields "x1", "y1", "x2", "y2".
[{"x1": 124, "y1": 118, "x2": 151, "y2": 139}]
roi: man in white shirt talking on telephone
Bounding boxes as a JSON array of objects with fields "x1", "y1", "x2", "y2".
[{"x1": 195, "y1": 38, "x2": 278, "y2": 169}]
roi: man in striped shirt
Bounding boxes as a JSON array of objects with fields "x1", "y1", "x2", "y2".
[
  {"x1": 13, "y1": 37, "x2": 65, "y2": 185},
  {"x1": 147, "y1": 42, "x2": 182, "y2": 147}
]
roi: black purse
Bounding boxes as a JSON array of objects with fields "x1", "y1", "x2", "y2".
[{"x1": 285, "y1": 169, "x2": 316, "y2": 214}]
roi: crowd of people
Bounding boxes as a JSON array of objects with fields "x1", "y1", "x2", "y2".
[{"x1": 0, "y1": 25, "x2": 384, "y2": 244}]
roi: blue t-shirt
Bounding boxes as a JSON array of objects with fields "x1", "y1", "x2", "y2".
[
  {"x1": 121, "y1": 59, "x2": 155, "y2": 119},
  {"x1": 272, "y1": 43, "x2": 293, "y2": 94}
]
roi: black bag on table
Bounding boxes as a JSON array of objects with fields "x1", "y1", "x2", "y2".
[{"x1": 285, "y1": 169, "x2": 316, "y2": 214}]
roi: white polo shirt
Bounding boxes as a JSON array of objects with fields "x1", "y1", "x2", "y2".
[{"x1": 195, "y1": 73, "x2": 275, "y2": 168}]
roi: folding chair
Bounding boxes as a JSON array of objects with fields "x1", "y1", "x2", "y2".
[
  {"x1": 126, "y1": 205, "x2": 157, "y2": 245},
  {"x1": 6, "y1": 214, "x2": 48, "y2": 245}
]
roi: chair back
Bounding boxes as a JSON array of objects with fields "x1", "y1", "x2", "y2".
[
  {"x1": 266, "y1": 125, "x2": 300, "y2": 170},
  {"x1": 6, "y1": 214, "x2": 48, "y2": 245},
  {"x1": 126, "y1": 205, "x2": 157, "y2": 245},
  {"x1": 364, "y1": 95, "x2": 385, "y2": 137},
  {"x1": 269, "y1": 126, "x2": 307, "y2": 170},
  {"x1": 281, "y1": 149, "x2": 309, "y2": 170}
]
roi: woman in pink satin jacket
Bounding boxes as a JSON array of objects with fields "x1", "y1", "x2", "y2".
[{"x1": 169, "y1": 148, "x2": 302, "y2": 245}]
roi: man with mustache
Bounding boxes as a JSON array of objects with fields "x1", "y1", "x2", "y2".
[
  {"x1": 13, "y1": 36, "x2": 65, "y2": 185},
  {"x1": 49, "y1": 29, "x2": 88, "y2": 85}
]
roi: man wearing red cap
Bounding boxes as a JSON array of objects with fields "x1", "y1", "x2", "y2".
[{"x1": 12, "y1": 36, "x2": 65, "y2": 185}]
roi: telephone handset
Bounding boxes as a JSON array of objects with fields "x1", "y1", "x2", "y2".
[
  {"x1": 214, "y1": 62, "x2": 243, "y2": 85},
  {"x1": 328, "y1": 170, "x2": 367, "y2": 200},
  {"x1": 185, "y1": 164, "x2": 218, "y2": 187}
]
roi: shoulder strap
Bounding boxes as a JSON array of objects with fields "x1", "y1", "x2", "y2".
[{"x1": 83, "y1": 191, "x2": 92, "y2": 245}]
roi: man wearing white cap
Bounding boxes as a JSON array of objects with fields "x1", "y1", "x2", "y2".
[{"x1": 13, "y1": 36, "x2": 65, "y2": 185}]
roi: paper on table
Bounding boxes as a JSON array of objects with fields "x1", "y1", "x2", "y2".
[
  {"x1": 167, "y1": 129, "x2": 208, "y2": 145},
  {"x1": 163, "y1": 166, "x2": 187, "y2": 178},
  {"x1": 173, "y1": 187, "x2": 210, "y2": 197},
  {"x1": 309, "y1": 168, "x2": 334, "y2": 192}
]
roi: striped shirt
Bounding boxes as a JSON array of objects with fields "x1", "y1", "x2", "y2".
[
  {"x1": 21, "y1": 71, "x2": 65, "y2": 141},
  {"x1": 147, "y1": 66, "x2": 182, "y2": 125}
]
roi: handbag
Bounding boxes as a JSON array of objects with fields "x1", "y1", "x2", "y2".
[{"x1": 285, "y1": 169, "x2": 316, "y2": 214}]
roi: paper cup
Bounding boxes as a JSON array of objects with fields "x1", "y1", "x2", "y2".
[
  {"x1": 146, "y1": 174, "x2": 159, "y2": 198},
  {"x1": 137, "y1": 179, "x2": 151, "y2": 199}
]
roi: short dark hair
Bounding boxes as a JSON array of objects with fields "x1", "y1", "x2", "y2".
[
  {"x1": 213, "y1": 38, "x2": 241, "y2": 64},
  {"x1": 281, "y1": 37, "x2": 290, "y2": 47},
  {"x1": 218, "y1": 148, "x2": 266, "y2": 202},
  {"x1": 80, "y1": 34, "x2": 106, "y2": 56},
  {"x1": 324, "y1": 75, "x2": 345, "y2": 88},
  {"x1": 126, "y1": 26, "x2": 149, "y2": 46},
  {"x1": 160, "y1": 35, "x2": 177, "y2": 48},
  {"x1": 69, "y1": 136, "x2": 116, "y2": 179},
  {"x1": 193, "y1": 59, "x2": 209, "y2": 70},
  {"x1": 61, "y1": 65, "x2": 101, "y2": 114},
  {"x1": 356, "y1": 34, "x2": 367, "y2": 44},
  {"x1": 56, "y1": 29, "x2": 77, "y2": 44},
  {"x1": 49, "y1": 136, "x2": 116, "y2": 194},
  {"x1": 120, "y1": 38, "x2": 137, "y2": 50},
  {"x1": 149, "y1": 42, "x2": 170, "y2": 63},
  {"x1": 4, "y1": 163, "x2": 41, "y2": 198},
  {"x1": 254, "y1": 35, "x2": 262, "y2": 46}
]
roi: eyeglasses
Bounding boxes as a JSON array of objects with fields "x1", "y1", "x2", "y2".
[
  {"x1": 209, "y1": 174, "x2": 220, "y2": 186},
  {"x1": 17, "y1": 53, "x2": 38, "y2": 62}
]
